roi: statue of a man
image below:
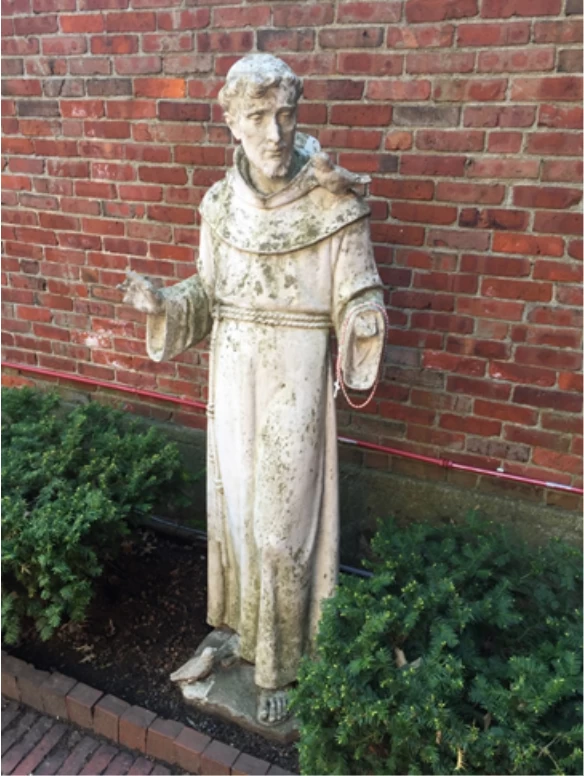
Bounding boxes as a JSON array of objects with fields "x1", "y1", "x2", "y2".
[{"x1": 121, "y1": 54, "x2": 386, "y2": 726}]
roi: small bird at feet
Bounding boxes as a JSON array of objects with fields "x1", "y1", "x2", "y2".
[
  {"x1": 311, "y1": 152, "x2": 371, "y2": 195},
  {"x1": 170, "y1": 646, "x2": 216, "y2": 685}
]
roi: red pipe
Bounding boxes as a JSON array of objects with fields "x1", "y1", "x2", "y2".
[{"x1": 3, "y1": 360, "x2": 582, "y2": 496}]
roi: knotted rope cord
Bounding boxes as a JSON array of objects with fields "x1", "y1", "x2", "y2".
[{"x1": 334, "y1": 302, "x2": 389, "y2": 410}]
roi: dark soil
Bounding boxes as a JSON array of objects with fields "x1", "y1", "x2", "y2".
[{"x1": 7, "y1": 528, "x2": 300, "y2": 773}]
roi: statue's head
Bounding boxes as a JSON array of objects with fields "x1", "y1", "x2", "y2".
[{"x1": 219, "y1": 54, "x2": 303, "y2": 182}]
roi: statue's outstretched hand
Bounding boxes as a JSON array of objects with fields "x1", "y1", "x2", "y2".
[{"x1": 117, "y1": 270, "x2": 166, "y2": 315}]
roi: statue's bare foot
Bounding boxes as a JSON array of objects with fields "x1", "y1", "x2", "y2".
[{"x1": 258, "y1": 689, "x2": 290, "y2": 726}]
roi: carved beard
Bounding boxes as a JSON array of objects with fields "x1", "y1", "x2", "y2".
[{"x1": 257, "y1": 148, "x2": 294, "y2": 180}]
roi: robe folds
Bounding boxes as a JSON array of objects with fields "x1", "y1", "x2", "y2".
[{"x1": 146, "y1": 144, "x2": 386, "y2": 690}]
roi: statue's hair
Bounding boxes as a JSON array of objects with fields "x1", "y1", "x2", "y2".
[{"x1": 218, "y1": 54, "x2": 303, "y2": 115}]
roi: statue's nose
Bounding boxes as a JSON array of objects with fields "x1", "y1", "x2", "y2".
[{"x1": 266, "y1": 117, "x2": 282, "y2": 143}]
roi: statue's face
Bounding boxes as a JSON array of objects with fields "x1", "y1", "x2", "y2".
[{"x1": 228, "y1": 83, "x2": 297, "y2": 181}]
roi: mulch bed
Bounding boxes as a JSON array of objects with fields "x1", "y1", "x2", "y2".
[{"x1": 6, "y1": 528, "x2": 299, "y2": 773}]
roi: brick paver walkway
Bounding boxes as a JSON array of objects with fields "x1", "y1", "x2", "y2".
[{"x1": 1, "y1": 698, "x2": 173, "y2": 776}]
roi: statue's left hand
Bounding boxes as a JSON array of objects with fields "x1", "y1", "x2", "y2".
[
  {"x1": 353, "y1": 310, "x2": 378, "y2": 338},
  {"x1": 117, "y1": 270, "x2": 166, "y2": 315}
]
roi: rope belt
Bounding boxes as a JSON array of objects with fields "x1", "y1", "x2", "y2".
[{"x1": 214, "y1": 304, "x2": 332, "y2": 330}]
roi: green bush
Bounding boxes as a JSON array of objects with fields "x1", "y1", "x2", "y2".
[
  {"x1": 291, "y1": 516, "x2": 583, "y2": 775},
  {"x1": 2, "y1": 387, "x2": 191, "y2": 644}
]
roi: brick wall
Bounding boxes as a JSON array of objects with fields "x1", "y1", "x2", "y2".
[{"x1": 2, "y1": 0, "x2": 583, "y2": 507}]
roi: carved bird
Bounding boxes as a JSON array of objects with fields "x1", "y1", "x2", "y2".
[
  {"x1": 311, "y1": 152, "x2": 371, "y2": 195},
  {"x1": 170, "y1": 646, "x2": 216, "y2": 685}
]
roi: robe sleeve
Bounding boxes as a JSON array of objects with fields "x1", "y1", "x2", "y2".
[
  {"x1": 332, "y1": 217, "x2": 387, "y2": 392},
  {"x1": 146, "y1": 222, "x2": 214, "y2": 363}
]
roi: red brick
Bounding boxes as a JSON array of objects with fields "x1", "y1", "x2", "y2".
[
  {"x1": 528, "y1": 131, "x2": 583, "y2": 157},
  {"x1": 173, "y1": 727, "x2": 211, "y2": 773},
  {"x1": 104, "y1": 751, "x2": 135, "y2": 775},
  {"x1": 382, "y1": 131, "x2": 411, "y2": 151},
  {"x1": 466, "y1": 158, "x2": 539, "y2": 179},
  {"x1": 416, "y1": 129, "x2": 484, "y2": 152},
  {"x1": 386, "y1": 24, "x2": 454, "y2": 48},
  {"x1": 78, "y1": 743, "x2": 118, "y2": 775},
  {"x1": 338, "y1": 52, "x2": 403, "y2": 76},
  {"x1": 456, "y1": 295, "x2": 525, "y2": 321},
  {"x1": 179, "y1": 145, "x2": 227, "y2": 169},
  {"x1": 534, "y1": 19, "x2": 583, "y2": 44},
  {"x1": 232, "y1": 752, "x2": 271, "y2": 776},
  {"x1": 475, "y1": 399, "x2": 537, "y2": 425},
  {"x1": 538, "y1": 104, "x2": 583, "y2": 129},
  {"x1": 91, "y1": 161, "x2": 135, "y2": 181},
  {"x1": 318, "y1": 128, "x2": 382, "y2": 150},
  {"x1": 482, "y1": 0, "x2": 562, "y2": 16},
  {"x1": 157, "y1": 8, "x2": 210, "y2": 31},
  {"x1": 2, "y1": 78, "x2": 42, "y2": 97},
  {"x1": 13, "y1": 14, "x2": 58, "y2": 35},
  {"x1": 93, "y1": 695, "x2": 130, "y2": 742},
  {"x1": 118, "y1": 184, "x2": 163, "y2": 202},
  {"x1": 157, "y1": 101, "x2": 210, "y2": 122},
  {"x1": 119, "y1": 705, "x2": 157, "y2": 753},
  {"x1": 478, "y1": 47, "x2": 555, "y2": 72},
  {"x1": 201, "y1": 741, "x2": 241, "y2": 774},
  {"x1": 392, "y1": 202, "x2": 457, "y2": 226},
  {"x1": 12, "y1": 722, "x2": 68, "y2": 776},
  {"x1": 134, "y1": 78, "x2": 185, "y2": 99},
  {"x1": 372, "y1": 179, "x2": 434, "y2": 201},
  {"x1": 146, "y1": 718, "x2": 184, "y2": 764},
  {"x1": 1, "y1": 654, "x2": 29, "y2": 701},
  {"x1": 459, "y1": 208, "x2": 528, "y2": 231},
  {"x1": 256, "y1": 29, "x2": 313, "y2": 52},
  {"x1": 330, "y1": 103, "x2": 392, "y2": 127},
  {"x1": 559, "y1": 373, "x2": 583, "y2": 393},
  {"x1": 511, "y1": 76, "x2": 583, "y2": 102},
  {"x1": 514, "y1": 386, "x2": 582, "y2": 413},
  {"x1": 371, "y1": 223, "x2": 425, "y2": 247},
  {"x1": 61, "y1": 12, "x2": 104, "y2": 32},
  {"x1": 41, "y1": 35, "x2": 87, "y2": 56},
  {"x1": 319, "y1": 27, "x2": 384, "y2": 49},
  {"x1": 114, "y1": 55, "x2": 162, "y2": 75},
  {"x1": 145, "y1": 204, "x2": 194, "y2": 225},
  {"x1": 534, "y1": 211, "x2": 583, "y2": 237},
  {"x1": 205, "y1": 5, "x2": 261, "y2": 27},
  {"x1": 406, "y1": 0, "x2": 478, "y2": 22},
  {"x1": 533, "y1": 260, "x2": 581, "y2": 283},
  {"x1": 15, "y1": 664, "x2": 51, "y2": 710},
  {"x1": 2, "y1": 715, "x2": 56, "y2": 775},
  {"x1": 558, "y1": 49, "x2": 583, "y2": 73},
  {"x1": 367, "y1": 80, "x2": 431, "y2": 102},
  {"x1": 66, "y1": 682, "x2": 104, "y2": 729},
  {"x1": 406, "y1": 51, "x2": 475, "y2": 74},
  {"x1": 542, "y1": 159, "x2": 584, "y2": 183},
  {"x1": 397, "y1": 106, "x2": 465, "y2": 129},
  {"x1": 464, "y1": 105, "x2": 536, "y2": 128},
  {"x1": 436, "y1": 182, "x2": 505, "y2": 205},
  {"x1": 532, "y1": 449, "x2": 583, "y2": 475},
  {"x1": 457, "y1": 21, "x2": 530, "y2": 46},
  {"x1": 105, "y1": 10, "x2": 154, "y2": 31},
  {"x1": 400, "y1": 154, "x2": 466, "y2": 177},
  {"x1": 142, "y1": 30, "x2": 192, "y2": 53},
  {"x1": 2, "y1": 38, "x2": 40, "y2": 55},
  {"x1": 273, "y1": 3, "x2": 334, "y2": 25},
  {"x1": 441, "y1": 413, "x2": 501, "y2": 436},
  {"x1": 481, "y1": 277, "x2": 552, "y2": 303},
  {"x1": 485, "y1": 131, "x2": 520, "y2": 153},
  {"x1": 90, "y1": 34, "x2": 139, "y2": 55},
  {"x1": 39, "y1": 672, "x2": 78, "y2": 719},
  {"x1": 516, "y1": 345, "x2": 582, "y2": 372}
]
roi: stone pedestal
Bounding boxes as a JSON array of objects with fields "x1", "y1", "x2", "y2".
[{"x1": 177, "y1": 630, "x2": 298, "y2": 744}]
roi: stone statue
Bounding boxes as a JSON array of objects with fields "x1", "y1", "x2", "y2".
[{"x1": 120, "y1": 54, "x2": 387, "y2": 729}]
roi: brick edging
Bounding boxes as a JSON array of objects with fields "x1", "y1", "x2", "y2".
[{"x1": 1, "y1": 651, "x2": 293, "y2": 775}]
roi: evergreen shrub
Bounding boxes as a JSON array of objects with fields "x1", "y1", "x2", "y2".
[
  {"x1": 2, "y1": 387, "x2": 190, "y2": 644},
  {"x1": 291, "y1": 516, "x2": 583, "y2": 775}
]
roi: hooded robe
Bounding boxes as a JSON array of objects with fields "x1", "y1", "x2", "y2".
[{"x1": 146, "y1": 141, "x2": 386, "y2": 690}]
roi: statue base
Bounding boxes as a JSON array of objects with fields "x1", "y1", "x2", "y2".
[{"x1": 175, "y1": 629, "x2": 299, "y2": 744}]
